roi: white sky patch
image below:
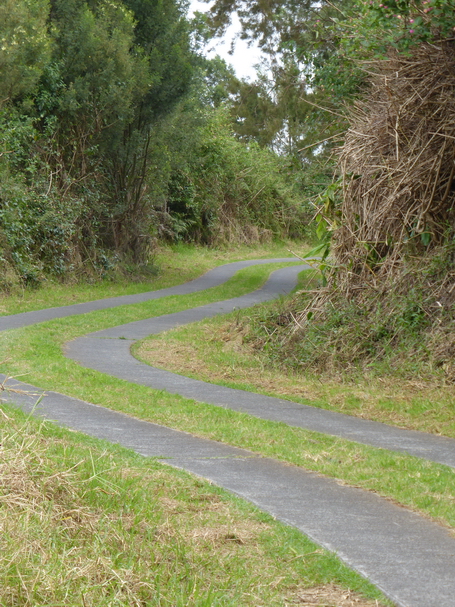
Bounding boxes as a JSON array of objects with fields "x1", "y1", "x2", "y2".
[{"x1": 189, "y1": 0, "x2": 262, "y2": 81}]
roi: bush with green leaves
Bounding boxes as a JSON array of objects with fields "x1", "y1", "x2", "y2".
[
  {"x1": 346, "y1": 0, "x2": 455, "y2": 55},
  {"x1": 308, "y1": 0, "x2": 455, "y2": 99},
  {"x1": 0, "y1": 0, "x2": 196, "y2": 283},
  {"x1": 0, "y1": 0, "x2": 51, "y2": 101},
  {"x1": 163, "y1": 108, "x2": 310, "y2": 244}
]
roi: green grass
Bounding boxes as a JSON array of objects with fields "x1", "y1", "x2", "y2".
[
  {"x1": 136, "y1": 293, "x2": 455, "y2": 438},
  {"x1": 1, "y1": 405, "x2": 390, "y2": 606},
  {"x1": 249, "y1": 246, "x2": 455, "y2": 391},
  {"x1": 0, "y1": 242, "x2": 303, "y2": 316},
  {"x1": 2, "y1": 257, "x2": 455, "y2": 535}
]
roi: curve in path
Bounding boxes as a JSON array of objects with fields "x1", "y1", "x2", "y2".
[
  {"x1": 0, "y1": 259, "x2": 299, "y2": 331},
  {"x1": 68, "y1": 294, "x2": 455, "y2": 469},
  {"x1": 2, "y1": 259, "x2": 455, "y2": 607}
]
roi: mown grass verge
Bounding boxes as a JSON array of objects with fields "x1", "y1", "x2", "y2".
[
  {"x1": 0, "y1": 242, "x2": 301, "y2": 316},
  {"x1": 134, "y1": 291, "x2": 455, "y2": 438},
  {"x1": 2, "y1": 261, "x2": 455, "y2": 536},
  {"x1": 0, "y1": 404, "x2": 390, "y2": 606}
]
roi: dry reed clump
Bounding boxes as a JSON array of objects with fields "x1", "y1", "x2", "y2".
[
  {"x1": 275, "y1": 43, "x2": 455, "y2": 379},
  {"x1": 212, "y1": 215, "x2": 274, "y2": 246},
  {"x1": 335, "y1": 41, "x2": 455, "y2": 288}
]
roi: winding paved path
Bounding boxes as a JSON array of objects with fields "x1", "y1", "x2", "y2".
[{"x1": 2, "y1": 259, "x2": 455, "y2": 607}]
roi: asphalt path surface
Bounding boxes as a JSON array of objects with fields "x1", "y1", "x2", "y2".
[{"x1": 2, "y1": 259, "x2": 455, "y2": 607}]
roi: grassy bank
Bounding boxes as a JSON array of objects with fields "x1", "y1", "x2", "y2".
[{"x1": 0, "y1": 405, "x2": 390, "y2": 606}]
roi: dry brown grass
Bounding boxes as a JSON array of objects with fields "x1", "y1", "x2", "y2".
[
  {"x1": 136, "y1": 329, "x2": 321, "y2": 400},
  {"x1": 286, "y1": 584, "x2": 382, "y2": 606}
]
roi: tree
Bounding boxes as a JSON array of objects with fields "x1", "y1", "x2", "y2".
[
  {"x1": 0, "y1": 0, "x2": 197, "y2": 282},
  {"x1": 193, "y1": 0, "x2": 356, "y2": 158},
  {"x1": 0, "y1": 0, "x2": 51, "y2": 102},
  {"x1": 33, "y1": 0, "x2": 196, "y2": 260}
]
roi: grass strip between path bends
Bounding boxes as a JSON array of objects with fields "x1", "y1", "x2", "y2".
[
  {"x1": 0, "y1": 242, "x2": 305, "y2": 316},
  {"x1": 1, "y1": 261, "x2": 455, "y2": 534}
]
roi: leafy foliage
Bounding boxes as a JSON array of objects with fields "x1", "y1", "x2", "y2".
[
  {"x1": 161, "y1": 108, "x2": 309, "y2": 243},
  {"x1": 199, "y1": 0, "x2": 356, "y2": 156},
  {"x1": 241, "y1": 244, "x2": 455, "y2": 383},
  {"x1": 343, "y1": 0, "x2": 455, "y2": 55},
  {"x1": 0, "y1": 0, "x2": 312, "y2": 288},
  {"x1": 0, "y1": 0, "x2": 52, "y2": 102},
  {"x1": 0, "y1": 0, "x2": 194, "y2": 284}
]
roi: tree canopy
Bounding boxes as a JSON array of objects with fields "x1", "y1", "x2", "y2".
[{"x1": 0, "y1": 0, "x2": 308, "y2": 286}]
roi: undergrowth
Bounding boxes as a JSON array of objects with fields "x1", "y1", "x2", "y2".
[{"x1": 239, "y1": 248, "x2": 455, "y2": 384}]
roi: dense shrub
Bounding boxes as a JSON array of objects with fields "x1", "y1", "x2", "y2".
[{"x1": 161, "y1": 109, "x2": 310, "y2": 244}]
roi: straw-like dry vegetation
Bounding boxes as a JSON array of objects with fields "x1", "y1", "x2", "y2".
[
  {"x1": 238, "y1": 43, "x2": 455, "y2": 382},
  {"x1": 336, "y1": 41, "x2": 455, "y2": 281}
]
